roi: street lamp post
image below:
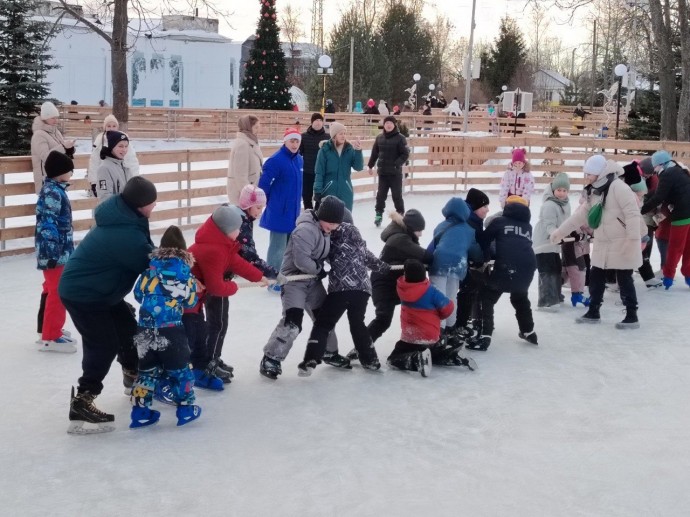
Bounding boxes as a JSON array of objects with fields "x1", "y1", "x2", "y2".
[
  {"x1": 614, "y1": 63, "x2": 627, "y2": 153},
  {"x1": 413, "y1": 73, "x2": 421, "y2": 111},
  {"x1": 317, "y1": 54, "x2": 333, "y2": 114}
]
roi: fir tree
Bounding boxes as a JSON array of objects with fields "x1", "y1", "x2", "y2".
[
  {"x1": 621, "y1": 90, "x2": 661, "y2": 141},
  {"x1": 480, "y1": 17, "x2": 527, "y2": 99},
  {"x1": 0, "y1": 0, "x2": 55, "y2": 156},
  {"x1": 238, "y1": 0, "x2": 293, "y2": 110}
]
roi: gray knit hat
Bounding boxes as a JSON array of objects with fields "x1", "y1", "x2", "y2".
[
  {"x1": 551, "y1": 172, "x2": 570, "y2": 191},
  {"x1": 212, "y1": 205, "x2": 242, "y2": 235}
]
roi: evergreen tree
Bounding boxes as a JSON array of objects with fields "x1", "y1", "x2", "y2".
[
  {"x1": 238, "y1": 0, "x2": 293, "y2": 110},
  {"x1": 0, "y1": 0, "x2": 55, "y2": 156},
  {"x1": 621, "y1": 89, "x2": 661, "y2": 141},
  {"x1": 480, "y1": 17, "x2": 527, "y2": 99}
]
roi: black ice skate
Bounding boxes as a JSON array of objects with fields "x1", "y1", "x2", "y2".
[
  {"x1": 518, "y1": 331, "x2": 539, "y2": 345},
  {"x1": 576, "y1": 305, "x2": 601, "y2": 324},
  {"x1": 615, "y1": 307, "x2": 640, "y2": 329},
  {"x1": 465, "y1": 335, "x2": 491, "y2": 351},
  {"x1": 260, "y1": 355, "x2": 282, "y2": 380},
  {"x1": 322, "y1": 351, "x2": 352, "y2": 369},
  {"x1": 413, "y1": 349, "x2": 432, "y2": 377},
  {"x1": 345, "y1": 348, "x2": 359, "y2": 362},
  {"x1": 215, "y1": 359, "x2": 235, "y2": 378},
  {"x1": 67, "y1": 387, "x2": 115, "y2": 435},
  {"x1": 297, "y1": 360, "x2": 318, "y2": 377}
]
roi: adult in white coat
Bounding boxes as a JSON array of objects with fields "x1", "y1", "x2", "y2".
[
  {"x1": 550, "y1": 156, "x2": 646, "y2": 329},
  {"x1": 442, "y1": 97, "x2": 463, "y2": 117},
  {"x1": 31, "y1": 102, "x2": 75, "y2": 194},
  {"x1": 227, "y1": 115, "x2": 263, "y2": 205}
]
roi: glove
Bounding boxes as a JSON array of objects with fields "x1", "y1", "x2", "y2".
[
  {"x1": 223, "y1": 271, "x2": 235, "y2": 281},
  {"x1": 313, "y1": 194, "x2": 322, "y2": 210},
  {"x1": 568, "y1": 231, "x2": 582, "y2": 242},
  {"x1": 46, "y1": 259, "x2": 57, "y2": 269},
  {"x1": 549, "y1": 231, "x2": 563, "y2": 245}
]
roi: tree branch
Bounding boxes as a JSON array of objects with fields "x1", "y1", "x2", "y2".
[{"x1": 55, "y1": 0, "x2": 113, "y2": 44}]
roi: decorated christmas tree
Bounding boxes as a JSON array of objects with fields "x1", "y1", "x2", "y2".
[{"x1": 238, "y1": 0, "x2": 293, "y2": 110}]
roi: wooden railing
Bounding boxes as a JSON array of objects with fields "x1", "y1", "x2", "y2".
[
  {"x1": 59, "y1": 105, "x2": 622, "y2": 142},
  {"x1": 3, "y1": 135, "x2": 688, "y2": 257}
]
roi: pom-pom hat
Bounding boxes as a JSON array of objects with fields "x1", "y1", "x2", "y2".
[
  {"x1": 238, "y1": 184, "x2": 267, "y2": 210},
  {"x1": 283, "y1": 127, "x2": 301, "y2": 142}
]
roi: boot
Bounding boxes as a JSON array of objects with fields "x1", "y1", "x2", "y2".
[
  {"x1": 575, "y1": 304, "x2": 601, "y2": 324},
  {"x1": 260, "y1": 355, "x2": 282, "y2": 380},
  {"x1": 130, "y1": 405, "x2": 160, "y2": 429},
  {"x1": 445, "y1": 327, "x2": 464, "y2": 351},
  {"x1": 192, "y1": 368, "x2": 224, "y2": 391},
  {"x1": 519, "y1": 330, "x2": 539, "y2": 345},
  {"x1": 176, "y1": 404, "x2": 202, "y2": 426},
  {"x1": 322, "y1": 351, "x2": 352, "y2": 369},
  {"x1": 67, "y1": 387, "x2": 115, "y2": 434},
  {"x1": 615, "y1": 306, "x2": 639, "y2": 329},
  {"x1": 570, "y1": 292, "x2": 586, "y2": 307},
  {"x1": 215, "y1": 359, "x2": 234, "y2": 378},
  {"x1": 345, "y1": 348, "x2": 359, "y2": 362},
  {"x1": 360, "y1": 356, "x2": 381, "y2": 371},
  {"x1": 465, "y1": 335, "x2": 491, "y2": 351},
  {"x1": 374, "y1": 212, "x2": 383, "y2": 227},
  {"x1": 297, "y1": 359, "x2": 318, "y2": 377},
  {"x1": 207, "y1": 359, "x2": 232, "y2": 384}
]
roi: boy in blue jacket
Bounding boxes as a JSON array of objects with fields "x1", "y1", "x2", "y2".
[{"x1": 466, "y1": 196, "x2": 538, "y2": 351}]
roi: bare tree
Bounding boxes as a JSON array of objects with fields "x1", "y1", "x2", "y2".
[
  {"x1": 55, "y1": 0, "x2": 229, "y2": 128},
  {"x1": 677, "y1": 0, "x2": 690, "y2": 140},
  {"x1": 280, "y1": 3, "x2": 306, "y2": 87},
  {"x1": 427, "y1": 14, "x2": 456, "y2": 87}
]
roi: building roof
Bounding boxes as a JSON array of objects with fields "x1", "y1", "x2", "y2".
[{"x1": 536, "y1": 69, "x2": 572, "y2": 87}]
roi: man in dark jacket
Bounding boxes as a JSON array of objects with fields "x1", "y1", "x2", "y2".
[
  {"x1": 59, "y1": 176, "x2": 157, "y2": 433},
  {"x1": 466, "y1": 196, "x2": 538, "y2": 351},
  {"x1": 641, "y1": 150, "x2": 690, "y2": 288},
  {"x1": 368, "y1": 115, "x2": 410, "y2": 227},
  {"x1": 299, "y1": 113, "x2": 329, "y2": 209}
]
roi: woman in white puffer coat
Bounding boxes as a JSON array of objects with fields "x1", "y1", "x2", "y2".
[
  {"x1": 550, "y1": 156, "x2": 646, "y2": 329},
  {"x1": 87, "y1": 115, "x2": 139, "y2": 197}
]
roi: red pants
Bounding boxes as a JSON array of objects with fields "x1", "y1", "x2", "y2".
[
  {"x1": 662, "y1": 224, "x2": 690, "y2": 280},
  {"x1": 41, "y1": 266, "x2": 66, "y2": 340}
]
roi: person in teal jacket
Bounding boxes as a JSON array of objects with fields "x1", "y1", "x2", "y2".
[
  {"x1": 59, "y1": 176, "x2": 157, "y2": 433},
  {"x1": 313, "y1": 122, "x2": 364, "y2": 211}
]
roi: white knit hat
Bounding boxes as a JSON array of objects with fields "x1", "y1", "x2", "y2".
[
  {"x1": 102, "y1": 114, "x2": 119, "y2": 130},
  {"x1": 583, "y1": 155, "x2": 607, "y2": 177},
  {"x1": 40, "y1": 101, "x2": 59, "y2": 120}
]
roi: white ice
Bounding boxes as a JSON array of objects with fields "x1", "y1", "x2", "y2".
[{"x1": 2, "y1": 192, "x2": 689, "y2": 517}]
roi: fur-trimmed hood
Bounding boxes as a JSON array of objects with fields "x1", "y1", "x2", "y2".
[{"x1": 151, "y1": 247, "x2": 195, "y2": 267}]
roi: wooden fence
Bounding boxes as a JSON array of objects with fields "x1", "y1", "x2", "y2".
[
  {"x1": 3, "y1": 135, "x2": 689, "y2": 257},
  {"x1": 60, "y1": 105, "x2": 621, "y2": 142}
]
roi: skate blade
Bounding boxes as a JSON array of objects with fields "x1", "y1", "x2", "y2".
[
  {"x1": 615, "y1": 323, "x2": 640, "y2": 330},
  {"x1": 575, "y1": 318, "x2": 601, "y2": 324},
  {"x1": 297, "y1": 369, "x2": 313, "y2": 377},
  {"x1": 37, "y1": 344, "x2": 77, "y2": 354},
  {"x1": 420, "y1": 349, "x2": 432, "y2": 378},
  {"x1": 460, "y1": 357, "x2": 477, "y2": 371},
  {"x1": 67, "y1": 421, "x2": 115, "y2": 435}
]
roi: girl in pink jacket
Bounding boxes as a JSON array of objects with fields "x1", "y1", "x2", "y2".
[{"x1": 499, "y1": 148, "x2": 535, "y2": 207}]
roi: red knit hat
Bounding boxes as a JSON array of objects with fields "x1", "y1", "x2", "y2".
[
  {"x1": 283, "y1": 127, "x2": 301, "y2": 142},
  {"x1": 511, "y1": 148, "x2": 527, "y2": 164}
]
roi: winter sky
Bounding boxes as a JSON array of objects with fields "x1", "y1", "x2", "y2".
[{"x1": 218, "y1": 0, "x2": 591, "y2": 48}]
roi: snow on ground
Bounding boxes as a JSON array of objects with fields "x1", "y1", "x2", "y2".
[{"x1": 2, "y1": 193, "x2": 690, "y2": 517}]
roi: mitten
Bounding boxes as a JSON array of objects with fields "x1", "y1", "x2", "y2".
[{"x1": 46, "y1": 259, "x2": 57, "y2": 269}]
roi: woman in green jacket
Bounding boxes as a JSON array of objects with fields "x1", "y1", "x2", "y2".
[{"x1": 313, "y1": 122, "x2": 364, "y2": 211}]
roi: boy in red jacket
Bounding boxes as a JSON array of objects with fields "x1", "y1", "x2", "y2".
[
  {"x1": 184, "y1": 206, "x2": 268, "y2": 390},
  {"x1": 388, "y1": 259, "x2": 474, "y2": 376}
]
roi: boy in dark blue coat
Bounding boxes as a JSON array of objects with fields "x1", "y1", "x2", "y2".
[{"x1": 466, "y1": 196, "x2": 538, "y2": 351}]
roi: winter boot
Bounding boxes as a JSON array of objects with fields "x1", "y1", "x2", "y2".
[
  {"x1": 36, "y1": 336, "x2": 77, "y2": 354},
  {"x1": 260, "y1": 355, "x2": 282, "y2": 380},
  {"x1": 413, "y1": 349, "x2": 432, "y2": 377},
  {"x1": 615, "y1": 307, "x2": 640, "y2": 330},
  {"x1": 465, "y1": 335, "x2": 491, "y2": 351},
  {"x1": 571, "y1": 292, "x2": 587, "y2": 307},
  {"x1": 575, "y1": 304, "x2": 601, "y2": 324},
  {"x1": 192, "y1": 368, "x2": 224, "y2": 391},
  {"x1": 519, "y1": 330, "x2": 539, "y2": 345},
  {"x1": 374, "y1": 212, "x2": 383, "y2": 228},
  {"x1": 662, "y1": 277, "x2": 674, "y2": 290},
  {"x1": 67, "y1": 387, "x2": 115, "y2": 435},
  {"x1": 297, "y1": 359, "x2": 318, "y2": 377},
  {"x1": 129, "y1": 405, "x2": 160, "y2": 429},
  {"x1": 176, "y1": 404, "x2": 202, "y2": 426},
  {"x1": 345, "y1": 348, "x2": 359, "y2": 362},
  {"x1": 322, "y1": 351, "x2": 352, "y2": 369}
]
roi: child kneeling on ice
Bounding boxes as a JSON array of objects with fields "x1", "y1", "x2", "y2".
[
  {"x1": 130, "y1": 226, "x2": 201, "y2": 428},
  {"x1": 387, "y1": 259, "x2": 460, "y2": 377}
]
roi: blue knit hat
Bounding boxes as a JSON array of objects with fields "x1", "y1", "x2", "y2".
[{"x1": 651, "y1": 150, "x2": 673, "y2": 168}]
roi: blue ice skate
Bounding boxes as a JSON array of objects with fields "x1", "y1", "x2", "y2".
[
  {"x1": 176, "y1": 404, "x2": 202, "y2": 426},
  {"x1": 192, "y1": 368, "x2": 224, "y2": 391},
  {"x1": 153, "y1": 379, "x2": 176, "y2": 406},
  {"x1": 130, "y1": 406, "x2": 160, "y2": 429}
]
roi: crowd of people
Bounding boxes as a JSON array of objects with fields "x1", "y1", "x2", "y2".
[{"x1": 30, "y1": 104, "x2": 690, "y2": 434}]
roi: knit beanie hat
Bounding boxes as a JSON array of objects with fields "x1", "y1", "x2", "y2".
[
  {"x1": 44, "y1": 150, "x2": 74, "y2": 179},
  {"x1": 100, "y1": 130, "x2": 129, "y2": 160},
  {"x1": 639, "y1": 157, "x2": 654, "y2": 176},
  {"x1": 283, "y1": 127, "x2": 301, "y2": 142},
  {"x1": 511, "y1": 148, "x2": 526, "y2": 164},
  {"x1": 342, "y1": 208, "x2": 354, "y2": 225},
  {"x1": 121, "y1": 176, "x2": 157, "y2": 208},
  {"x1": 403, "y1": 209, "x2": 425, "y2": 232},
  {"x1": 551, "y1": 172, "x2": 570, "y2": 191},
  {"x1": 383, "y1": 115, "x2": 397, "y2": 126},
  {"x1": 329, "y1": 122, "x2": 346, "y2": 139},
  {"x1": 404, "y1": 259, "x2": 426, "y2": 283},
  {"x1": 212, "y1": 205, "x2": 242, "y2": 235},
  {"x1": 316, "y1": 195, "x2": 345, "y2": 224},
  {"x1": 238, "y1": 184, "x2": 267, "y2": 210},
  {"x1": 651, "y1": 150, "x2": 673, "y2": 168},
  {"x1": 583, "y1": 155, "x2": 607, "y2": 177},
  {"x1": 311, "y1": 112, "x2": 324, "y2": 123},
  {"x1": 505, "y1": 195, "x2": 529, "y2": 207},
  {"x1": 40, "y1": 101, "x2": 59, "y2": 120},
  {"x1": 160, "y1": 225, "x2": 187, "y2": 250},
  {"x1": 102, "y1": 114, "x2": 118, "y2": 130},
  {"x1": 465, "y1": 188, "x2": 490, "y2": 211}
]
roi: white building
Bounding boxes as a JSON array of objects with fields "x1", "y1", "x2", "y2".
[
  {"x1": 533, "y1": 69, "x2": 572, "y2": 105},
  {"x1": 37, "y1": 4, "x2": 243, "y2": 108}
]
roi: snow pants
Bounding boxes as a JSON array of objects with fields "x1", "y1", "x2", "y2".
[
  {"x1": 375, "y1": 174, "x2": 404, "y2": 215},
  {"x1": 183, "y1": 311, "x2": 208, "y2": 369},
  {"x1": 430, "y1": 274, "x2": 461, "y2": 328},
  {"x1": 368, "y1": 278, "x2": 399, "y2": 343},
  {"x1": 536, "y1": 252, "x2": 562, "y2": 307},
  {"x1": 663, "y1": 223, "x2": 690, "y2": 280},
  {"x1": 455, "y1": 268, "x2": 485, "y2": 329},
  {"x1": 263, "y1": 279, "x2": 338, "y2": 362},
  {"x1": 62, "y1": 298, "x2": 138, "y2": 395},
  {"x1": 479, "y1": 287, "x2": 534, "y2": 337},
  {"x1": 304, "y1": 290, "x2": 376, "y2": 363},
  {"x1": 40, "y1": 266, "x2": 67, "y2": 340},
  {"x1": 589, "y1": 267, "x2": 637, "y2": 309},
  {"x1": 201, "y1": 295, "x2": 229, "y2": 369}
]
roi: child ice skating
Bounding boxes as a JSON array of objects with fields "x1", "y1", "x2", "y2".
[
  {"x1": 130, "y1": 226, "x2": 201, "y2": 428},
  {"x1": 499, "y1": 148, "x2": 535, "y2": 208}
]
